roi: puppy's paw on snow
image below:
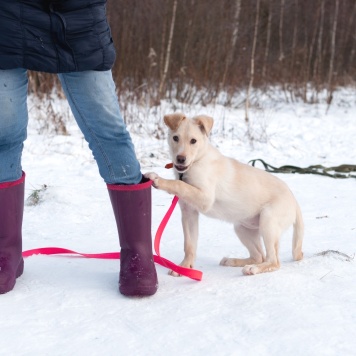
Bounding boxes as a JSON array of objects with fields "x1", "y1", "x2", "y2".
[
  {"x1": 220, "y1": 257, "x2": 234, "y2": 266},
  {"x1": 168, "y1": 269, "x2": 182, "y2": 277},
  {"x1": 168, "y1": 260, "x2": 194, "y2": 277},
  {"x1": 242, "y1": 264, "x2": 259, "y2": 275}
]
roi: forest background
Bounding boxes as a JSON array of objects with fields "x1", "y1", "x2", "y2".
[{"x1": 29, "y1": 0, "x2": 356, "y2": 123}]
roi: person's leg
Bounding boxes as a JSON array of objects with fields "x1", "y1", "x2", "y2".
[
  {"x1": 58, "y1": 70, "x2": 141, "y2": 184},
  {"x1": 0, "y1": 68, "x2": 28, "y2": 183},
  {"x1": 0, "y1": 68, "x2": 28, "y2": 294},
  {"x1": 58, "y1": 71, "x2": 157, "y2": 296}
]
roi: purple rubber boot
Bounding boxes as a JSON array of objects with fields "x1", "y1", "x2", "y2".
[
  {"x1": 107, "y1": 177, "x2": 158, "y2": 297},
  {"x1": 0, "y1": 172, "x2": 25, "y2": 294}
]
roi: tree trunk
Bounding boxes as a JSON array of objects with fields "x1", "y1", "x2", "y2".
[
  {"x1": 262, "y1": 1, "x2": 272, "y2": 80},
  {"x1": 221, "y1": 0, "x2": 241, "y2": 88},
  {"x1": 159, "y1": 0, "x2": 178, "y2": 99},
  {"x1": 279, "y1": 0, "x2": 285, "y2": 61},
  {"x1": 327, "y1": 0, "x2": 339, "y2": 107},
  {"x1": 289, "y1": 0, "x2": 299, "y2": 89},
  {"x1": 245, "y1": 0, "x2": 260, "y2": 124},
  {"x1": 313, "y1": 0, "x2": 325, "y2": 91}
]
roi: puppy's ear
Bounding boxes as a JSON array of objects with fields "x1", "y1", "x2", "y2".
[
  {"x1": 164, "y1": 113, "x2": 186, "y2": 131},
  {"x1": 193, "y1": 115, "x2": 214, "y2": 136}
]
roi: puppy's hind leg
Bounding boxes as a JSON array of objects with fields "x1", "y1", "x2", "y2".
[
  {"x1": 220, "y1": 225, "x2": 265, "y2": 267},
  {"x1": 242, "y1": 213, "x2": 281, "y2": 275}
]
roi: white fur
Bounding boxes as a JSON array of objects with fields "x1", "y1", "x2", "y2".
[{"x1": 145, "y1": 113, "x2": 304, "y2": 276}]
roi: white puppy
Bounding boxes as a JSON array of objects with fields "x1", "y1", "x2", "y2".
[{"x1": 145, "y1": 113, "x2": 304, "y2": 276}]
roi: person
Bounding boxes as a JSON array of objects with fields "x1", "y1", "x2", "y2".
[{"x1": 0, "y1": 1, "x2": 158, "y2": 297}]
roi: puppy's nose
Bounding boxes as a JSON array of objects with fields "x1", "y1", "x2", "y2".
[{"x1": 176, "y1": 155, "x2": 186, "y2": 164}]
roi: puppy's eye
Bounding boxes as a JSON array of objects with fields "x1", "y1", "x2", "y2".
[
  {"x1": 190, "y1": 138, "x2": 197, "y2": 144},
  {"x1": 173, "y1": 136, "x2": 179, "y2": 142}
]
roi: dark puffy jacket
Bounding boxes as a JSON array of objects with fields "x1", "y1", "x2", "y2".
[{"x1": 0, "y1": 0, "x2": 116, "y2": 73}]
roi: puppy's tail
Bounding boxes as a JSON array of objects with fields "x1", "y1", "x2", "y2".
[{"x1": 292, "y1": 203, "x2": 304, "y2": 261}]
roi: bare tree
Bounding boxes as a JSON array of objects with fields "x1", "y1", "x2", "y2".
[
  {"x1": 158, "y1": 0, "x2": 178, "y2": 99},
  {"x1": 279, "y1": 0, "x2": 285, "y2": 61},
  {"x1": 262, "y1": 1, "x2": 272, "y2": 80},
  {"x1": 313, "y1": 0, "x2": 325, "y2": 92},
  {"x1": 289, "y1": 0, "x2": 299, "y2": 89},
  {"x1": 245, "y1": 0, "x2": 261, "y2": 124},
  {"x1": 344, "y1": 1, "x2": 356, "y2": 73},
  {"x1": 327, "y1": 0, "x2": 339, "y2": 107},
  {"x1": 221, "y1": 0, "x2": 241, "y2": 88},
  {"x1": 305, "y1": 5, "x2": 321, "y2": 101}
]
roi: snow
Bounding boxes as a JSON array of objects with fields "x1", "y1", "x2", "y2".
[{"x1": 1, "y1": 89, "x2": 356, "y2": 355}]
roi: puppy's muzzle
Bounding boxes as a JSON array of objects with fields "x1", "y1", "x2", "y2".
[{"x1": 175, "y1": 155, "x2": 189, "y2": 172}]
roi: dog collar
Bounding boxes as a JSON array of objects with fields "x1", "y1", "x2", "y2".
[{"x1": 165, "y1": 162, "x2": 184, "y2": 181}]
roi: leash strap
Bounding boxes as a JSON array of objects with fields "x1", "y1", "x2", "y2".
[
  {"x1": 153, "y1": 196, "x2": 203, "y2": 281},
  {"x1": 22, "y1": 246, "x2": 202, "y2": 281},
  {"x1": 249, "y1": 159, "x2": 356, "y2": 179},
  {"x1": 22, "y1": 198, "x2": 203, "y2": 281},
  {"x1": 22, "y1": 247, "x2": 120, "y2": 260},
  {"x1": 154, "y1": 196, "x2": 179, "y2": 256}
]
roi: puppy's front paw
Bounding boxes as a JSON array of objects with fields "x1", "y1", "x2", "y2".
[
  {"x1": 168, "y1": 269, "x2": 182, "y2": 277},
  {"x1": 168, "y1": 259, "x2": 194, "y2": 277},
  {"x1": 144, "y1": 172, "x2": 161, "y2": 189},
  {"x1": 220, "y1": 257, "x2": 235, "y2": 267}
]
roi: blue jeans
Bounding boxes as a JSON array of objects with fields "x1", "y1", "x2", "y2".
[{"x1": 0, "y1": 68, "x2": 142, "y2": 184}]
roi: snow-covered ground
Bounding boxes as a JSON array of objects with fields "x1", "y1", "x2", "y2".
[{"x1": 1, "y1": 89, "x2": 355, "y2": 355}]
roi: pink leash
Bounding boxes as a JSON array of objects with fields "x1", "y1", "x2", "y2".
[{"x1": 22, "y1": 195, "x2": 203, "y2": 281}]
